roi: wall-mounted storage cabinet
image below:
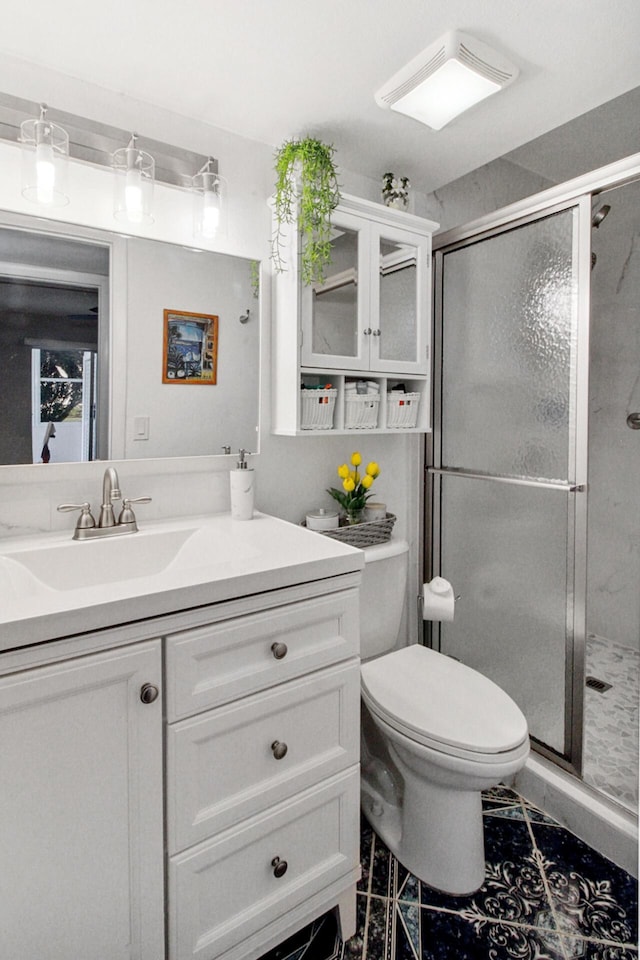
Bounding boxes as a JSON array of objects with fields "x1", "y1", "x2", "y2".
[{"x1": 272, "y1": 194, "x2": 438, "y2": 436}]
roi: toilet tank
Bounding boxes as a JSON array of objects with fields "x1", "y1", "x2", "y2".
[{"x1": 360, "y1": 539, "x2": 409, "y2": 659}]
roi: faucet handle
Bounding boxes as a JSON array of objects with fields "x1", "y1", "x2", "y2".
[
  {"x1": 118, "y1": 496, "x2": 152, "y2": 526},
  {"x1": 57, "y1": 502, "x2": 96, "y2": 529}
]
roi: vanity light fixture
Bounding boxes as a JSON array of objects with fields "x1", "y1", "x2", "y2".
[
  {"x1": 20, "y1": 103, "x2": 70, "y2": 206},
  {"x1": 375, "y1": 30, "x2": 519, "y2": 130},
  {"x1": 112, "y1": 134, "x2": 155, "y2": 224},
  {"x1": 192, "y1": 157, "x2": 227, "y2": 240}
]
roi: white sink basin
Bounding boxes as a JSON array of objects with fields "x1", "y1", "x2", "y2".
[
  {"x1": 1, "y1": 523, "x2": 263, "y2": 592},
  {"x1": 3, "y1": 526, "x2": 199, "y2": 591},
  {"x1": 0, "y1": 512, "x2": 363, "y2": 650}
]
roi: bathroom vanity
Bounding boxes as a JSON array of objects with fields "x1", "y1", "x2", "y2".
[{"x1": 0, "y1": 512, "x2": 363, "y2": 960}]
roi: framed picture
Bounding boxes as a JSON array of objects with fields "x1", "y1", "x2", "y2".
[{"x1": 162, "y1": 309, "x2": 218, "y2": 385}]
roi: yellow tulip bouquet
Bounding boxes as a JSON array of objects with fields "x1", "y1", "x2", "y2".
[{"x1": 327, "y1": 451, "x2": 381, "y2": 525}]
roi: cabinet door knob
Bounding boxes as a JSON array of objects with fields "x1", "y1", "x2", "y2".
[
  {"x1": 271, "y1": 642, "x2": 288, "y2": 660},
  {"x1": 364, "y1": 328, "x2": 372, "y2": 336},
  {"x1": 372, "y1": 328, "x2": 381, "y2": 336},
  {"x1": 271, "y1": 856, "x2": 288, "y2": 878},
  {"x1": 271, "y1": 740, "x2": 288, "y2": 760},
  {"x1": 140, "y1": 683, "x2": 159, "y2": 704}
]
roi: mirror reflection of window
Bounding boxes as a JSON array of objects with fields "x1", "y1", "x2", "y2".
[
  {"x1": 31, "y1": 347, "x2": 97, "y2": 463},
  {"x1": 0, "y1": 224, "x2": 106, "y2": 466}
]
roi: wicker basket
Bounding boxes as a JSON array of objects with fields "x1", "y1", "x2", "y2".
[
  {"x1": 300, "y1": 388, "x2": 337, "y2": 430},
  {"x1": 302, "y1": 513, "x2": 396, "y2": 547},
  {"x1": 345, "y1": 393, "x2": 381, "y2": 430},
  {"x1": 386, "y1": 392, "x2": 421, "y2": 429}
]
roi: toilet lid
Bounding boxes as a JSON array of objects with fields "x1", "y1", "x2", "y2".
[{"x1": 361, "y1": 645, "x2": 528, "y2": 755}]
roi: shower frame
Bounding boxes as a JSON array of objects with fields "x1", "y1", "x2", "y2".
[{"x1": 426, "y1": 153, "x2": 640, "y2": 782}]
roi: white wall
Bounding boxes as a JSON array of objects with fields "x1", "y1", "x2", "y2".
[{"x1": 121, "y1": 238, "x2": 259, "y2": 460}]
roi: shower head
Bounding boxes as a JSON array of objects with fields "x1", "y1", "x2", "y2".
[{"x1": 591, "y1": 204, "x2": 611, "y2": 228}]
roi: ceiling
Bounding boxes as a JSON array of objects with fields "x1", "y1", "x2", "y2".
[{"x1": 0, "y1": 0, "x2": 639, "y2": 194}]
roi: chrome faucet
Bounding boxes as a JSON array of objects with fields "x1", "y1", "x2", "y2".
[
  {"x1": 57, "y1": 466, "x2": 151, "y2": 540},
  {"x1": 99, "y1": 466, "x2": 122, "y2": 528}
]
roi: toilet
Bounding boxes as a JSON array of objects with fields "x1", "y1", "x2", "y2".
[{"x1": 359, "y1": 539, "x2": 530, "y2": 895}]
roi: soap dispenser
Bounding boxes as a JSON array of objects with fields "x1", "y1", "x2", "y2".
[{"x1": 230, "y1": 448, "x2": 255, "y2": 520}]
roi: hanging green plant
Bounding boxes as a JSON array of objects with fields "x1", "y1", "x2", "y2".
[{"x1": 271, "y1": 137, "x2": 340, "y2": 285}]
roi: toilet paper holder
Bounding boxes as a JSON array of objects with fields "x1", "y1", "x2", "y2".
[{"x1": 420, "y1": 577, "x2": 458, "y2": 622}]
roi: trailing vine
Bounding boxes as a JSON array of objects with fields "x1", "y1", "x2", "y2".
[{"x1": 271, "y1": 137, "x2": 340, "y2": 285}]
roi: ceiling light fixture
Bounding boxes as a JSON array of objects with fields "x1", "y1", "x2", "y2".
[
  {"x1": 112, "y1": 134, "x2": 155, "y2": 224},
  {"x1": 375, "y1": 30, "x2": 519, "y2": 131},
  {"x1": 192, "y1": 157, "x2": 227, "y2": 240},
  {"x1": 20, "y1": 103, "x2": 69, "y2": 206}
]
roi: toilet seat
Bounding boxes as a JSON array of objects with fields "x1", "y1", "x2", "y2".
[{"x1": 361, "y1": 645, "x2": 529, "y2": 762}]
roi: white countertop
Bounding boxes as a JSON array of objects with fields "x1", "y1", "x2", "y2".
[{"x1": 0, "y1": 512, "x2": 364, "y2": 651}]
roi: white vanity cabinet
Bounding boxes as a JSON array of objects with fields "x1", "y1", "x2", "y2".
[
  {"x1": 0, "y1": 512, "x2": 363, "y2": 960},
  {"x1": 0, "y1": 639, "x2": 165, "y2": 960},
  {"x1": 272, "y1": 193, "x2": 438, "y2": 435},
  {"x1": 165, "y1": 584, "x2": 361, "y2": 960}
]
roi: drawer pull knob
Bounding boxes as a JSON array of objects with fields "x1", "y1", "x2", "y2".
[
  {"x1": 271, "y1": 642, "x2": 288, "y2": 660},
  {"x1": 271, "y1": 740, "x2": 288, "y2": 760},
  {"x1": 140, "y1": 683, "x2": 159, "y2": 704},
  {"x1": 271, "y1": 856, "x2": 288, "y2": 879}
]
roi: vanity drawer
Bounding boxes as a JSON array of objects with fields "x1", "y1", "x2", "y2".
[
  {"x1": 167, "y1": 659, "x2": 359, "y2": 852},
  {"x1": 165, "y1": 589, "x2": 359, "y2": 721},
  {"x1": 168, "y1": 768, "x2": 360, "y2": 960}
]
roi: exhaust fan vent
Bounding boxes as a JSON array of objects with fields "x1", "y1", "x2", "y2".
[{"x1": 375, "y1": 30, "x2": 519, "y2": 130}]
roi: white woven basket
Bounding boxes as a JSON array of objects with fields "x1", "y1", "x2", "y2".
[
  {"x1": 300, "y1": 388, "x2": 337, "y2": 430},
  {"x1": 345, "y1": 393, "x2": 380, "y2": 430},
  {"x1": 386, "y1": 392, "x2": 421, "y2": 429}
]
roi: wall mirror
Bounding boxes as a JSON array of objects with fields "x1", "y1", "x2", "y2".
[{"x1": 0, "y1": 212, "x2": 260, "y2": 468}]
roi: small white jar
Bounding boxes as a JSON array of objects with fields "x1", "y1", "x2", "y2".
[{"x1": 306, "y1": 508, "x2": 340, "y2": 531}]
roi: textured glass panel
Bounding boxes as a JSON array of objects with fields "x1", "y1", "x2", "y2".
[
  {"x1": 442, "y1": 211, "x2": 577, "y2": 481},
  {"x1": 311, "y1": 227, "x2": 358, "y2": 357},
  {"x1": 439, "y1": 474, "x2": 569, "y2": 755},
  {"x1": 379, "y1": 238, "x2": 417, "y2": 362}
]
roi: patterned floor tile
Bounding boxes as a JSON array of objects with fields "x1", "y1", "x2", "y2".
[
  {"x1": 559, "y1": 939, "x2": 639, "y2": 959},
  {"x1": 340, "y1": 790, "x2": 638, "y2": 960},
  {"x1": 358, "y1": 816, "x2": 374, "y2": 893},
  {"x1": 418, "y1": 815, "x2": 554, "y2": 931},
  {"x1": 483, "y1": 785, "x2": 523, "y2": 805},
  {"x1": 483, "y1": 803, "x2": 529, "y2": 821},
  {"x1": 419, "y1": 909, "x2": 566, "y2": 960},
  {"x1": 365, "y1": 894, "x2": 393, "y2": 960},
  {"x1": 395, "y1": 900, "x2": 422, "y2": 960},
  {"x1": 530, "y1": 822, "x2": 638, "y2": 947}
]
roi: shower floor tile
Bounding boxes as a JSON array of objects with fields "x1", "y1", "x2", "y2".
[{"x1": 583, "y1": 634, "x2": 639, "y2": 809}]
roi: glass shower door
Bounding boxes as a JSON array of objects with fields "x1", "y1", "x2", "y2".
[{"x1": 431, "y1": 200, "x2": 590, "y2": 768}]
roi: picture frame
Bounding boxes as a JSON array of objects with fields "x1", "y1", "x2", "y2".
[{"x1": 162, "y1": 309, "x2": 218, "y2": 385}]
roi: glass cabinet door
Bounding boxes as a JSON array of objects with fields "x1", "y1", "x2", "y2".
[
  {"x1": 370, "y1": 224, "x2": 430, "y2": 374},
  {"x1": 300, "y1": 210, "x2": 370, "y2": 370}
]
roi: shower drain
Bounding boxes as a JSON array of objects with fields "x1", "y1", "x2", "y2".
[{"x1": 586, "y1": 675, "x2": 613, "y2": 694}]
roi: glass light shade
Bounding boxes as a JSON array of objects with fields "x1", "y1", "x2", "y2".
[
  {"x1": 192, "y1": 165, "x2": 227, "y2": 240},
  {"x1": 391, "y1": 59, "x2": 501, "y2": 130},
  {"x1": 20, "y1": 114, "x2": 69, "y2": 207},
  {"x1": 112, "y1": 140, "x2": 154, "y2": 225}
]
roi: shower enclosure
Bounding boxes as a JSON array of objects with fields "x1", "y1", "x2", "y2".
[{"x1": 428, "y1": 159, "x2": 639, "y2": 815}]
